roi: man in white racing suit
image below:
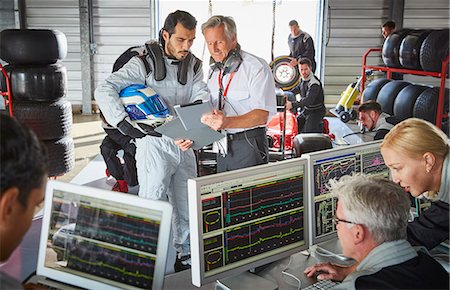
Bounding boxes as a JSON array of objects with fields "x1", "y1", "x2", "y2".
[{"x1": 95, "y1": 10, "x2": 210, "y2": 272}]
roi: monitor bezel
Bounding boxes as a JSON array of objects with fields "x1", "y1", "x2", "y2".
[
  {"x1": 304, "y1": 140, "x2": 384, "y2": 246},
  {"x1": 37, "y1": 180, "x2": 173, "y2": 290},
  {"x1": 188, "y1": 158, "x2": 310, "y2": 287}
]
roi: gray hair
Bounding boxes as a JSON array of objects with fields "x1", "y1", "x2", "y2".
[
  {"x1": 201, "y1": 15, "x2": 237, "y2": 41},
  {"x1": 329, "y1": 174, "x2": 410, "y2": 244}
]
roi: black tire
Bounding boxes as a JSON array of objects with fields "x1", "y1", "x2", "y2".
[
  {"x1": 0, "y1": 64, "x2": 67, "y2": 102},
  {"x1": 340, "y1": 111, "x2": 350, "y2": 123},
  {"x1": 377, "y1": 81, "x2": 410, "y2": 115},
  {"x1": 399, "y1": 29, "x2": 432, "y2": 70},
  {"x1": 269, "y1": 56, "x2": 300, "y2": 91},
  {"x1": 413, "y1": 87, "x2": 449, "y2": 123},
  {"x1": 362, "y1": 79, "x2": 392, "y2": 102},
  {"x1": 12, "y1": 100, "x2": 73, "y2": 140},
  {"x1": 43, "y1": 137, "x2": 75, "y2": 177},
  {"x1": 350, "y1": 110, "x2": 358, "y2": 120},
  {"x1": 420, "y1": 29, "x2": 450, "y2": 73},
  {"x1": 393, "y1": 84, "x2": 429, "y2": 121},
  {"x1": 382, "y1": 29, "x2": 411, "y2": 68},
  {"x1": 0, "y1": 29, "x2": 67, "y2": 65}
]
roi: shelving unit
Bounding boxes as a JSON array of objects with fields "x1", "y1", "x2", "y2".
[{"x1": 360, "y1": 48, "x2": 449, "y2": 128}]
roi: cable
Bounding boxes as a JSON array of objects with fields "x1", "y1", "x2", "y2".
[
  {"x1": 281, "y1": 255, "x2": 302, "y2": 290},
  {"x1": 342, "y1": 131, "x2": 364, "y2": 138},
  {"x1": 314, "y1": 246, "x2": 351, "y2": 262}
]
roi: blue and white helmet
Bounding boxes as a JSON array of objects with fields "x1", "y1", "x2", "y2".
[{"x1": 119, "y1": 84, "x2": 171, "y2": 127}]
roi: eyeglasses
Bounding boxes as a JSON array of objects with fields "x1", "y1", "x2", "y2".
[{"x1": 332, "y1": 215, "x2": 358, "y2": 225}]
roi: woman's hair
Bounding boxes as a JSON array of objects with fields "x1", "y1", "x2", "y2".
[
  {"x1": 381, "y1": 118, "x2": 449, "y2": 160},
  {"x1": 201, "y1": 15, "x2": 237, "y2": 41}
]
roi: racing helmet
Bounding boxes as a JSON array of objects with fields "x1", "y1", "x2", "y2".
[{"x1": 119, "y1": 84, "x2": 171, "y2": 127}]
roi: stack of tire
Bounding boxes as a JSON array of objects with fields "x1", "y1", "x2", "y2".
[
  {"x1": 362, "y1": 79, "x2": 449, "y2": 130},
  {"x1": 366, "y1": 28, "x2": 450, "y2": 133},
  {"x1": 382, "y1": 28, "x2": 449, "y2": 72},
  {"x1": 0, "y1": 29, "x2": 74, "y2": 177}
]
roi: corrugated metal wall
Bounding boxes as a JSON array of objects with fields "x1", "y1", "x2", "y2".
[
  {"x1": 92, "y1": 0, "x2": 152, "y2": 90},
  {"x1": 24, "y1": 0, "x2": 151, "y2": 105},
  {"x1": 323, "y1": 0, "x2": 389, "y2": 105},
  {"x1": 25, "y1": 0, "x2": 82, "y2": 103}
]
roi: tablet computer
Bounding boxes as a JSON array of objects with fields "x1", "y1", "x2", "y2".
[
  {"x1": 174, "y1": 100, "x2": 213, "y2": 130},
  {"x1": 155, "y1": 118, "x2": 224, "y2": 150}
]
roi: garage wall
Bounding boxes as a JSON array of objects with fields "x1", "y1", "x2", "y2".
[
  {"x1": 92, "y1": 0, "x2": 152, "y2": 91},
  {"x1": 323, "y1": 0, "x2": 389, "y2": 105}
]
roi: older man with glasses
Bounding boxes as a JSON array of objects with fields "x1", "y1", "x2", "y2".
[{"x1": 304, "y1": 174, "x2": 448, "y2": 290}]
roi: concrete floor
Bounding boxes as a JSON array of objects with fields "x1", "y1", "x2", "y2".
[{"x1": 58, "y1": 113, "x2": 105, "y2": 183}]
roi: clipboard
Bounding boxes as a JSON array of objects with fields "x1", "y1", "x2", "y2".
[
  {"x1": 155, "y1": 117, "x2": 224, "y2": 150},
  {"x1": 173, "y1": 100, "x2": 213, "y2": 130}
]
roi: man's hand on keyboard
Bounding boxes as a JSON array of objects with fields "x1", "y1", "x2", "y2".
[{"x1": 304, "y1": 262, "x2": 357, "y2": 281}]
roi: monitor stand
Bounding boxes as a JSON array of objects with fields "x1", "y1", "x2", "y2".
[{"x1": 215, "y1": 271, "x2": 278, "y2": 290}]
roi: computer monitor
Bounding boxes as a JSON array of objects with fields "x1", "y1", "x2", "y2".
[
  {"x1": 305, "y1": 140, "x2": 389, "y2": 246},
  {"x1": 37, "y1": 180, "x2": 172, "y2": 290},
  {"x1": 188, "y1": 158, "x2": 309, "y2": 287}
]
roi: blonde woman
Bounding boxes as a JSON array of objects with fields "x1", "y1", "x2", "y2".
[{"x1": 380, "y1": 118, "x2": 449, "y2": 249}]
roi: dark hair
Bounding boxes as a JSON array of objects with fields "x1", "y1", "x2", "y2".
[
  {"x1": 358, "y1": 100, "x2": 382, "y2": 114},
  {"x1": 298, "y1": 57, "x2": 312, "y2": 67},
  {"x1": 159, "y1": 10, "x2": 197, "y2": 45},
  {"x1": 289, "y1": 20, "x2": 298, "y2": 27},
  {"x1": 382, "y1": 20, "x2": 396, "y2": 30},
  {"x1": 1, "y1": 113, "x2": 48, "y2": 207}
]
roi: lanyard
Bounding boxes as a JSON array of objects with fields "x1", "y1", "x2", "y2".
[{"x1": 217, "y1": 69, "x2": 236, "y2": 110}]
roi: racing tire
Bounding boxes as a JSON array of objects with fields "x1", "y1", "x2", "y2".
[
  {"x1": 376, "y1": 81, "x2": 410, "y2": 115},
  {"x1": 382, "y1": 29, "x2": 411, "y2": 68},
  {"x1": 399, "y1": 29, "x2": 432, "y2": 70},
  {"x1": 350, "y1": 110, "x2": 358, "y2": 120},
  {"x1": 393, "y1": 84, "x2": 429, "y2": 121},
  {"x1": 419, "y1": 29, "x2": 450, "y2": 73},
  {"x1": 0, "y1": 63, "x2": 67, "y2": 102},
  {"x1": 43, "y1": 137, "x2": 75, "y2": 177},
  {"x1": 361, "y1": 79, "x2": 391, "y2": 102},
  {"x1": 0, "y1": 29, "x2": 67, "y2": 65},
  {"x1": 413, "y1": 87, "x2": 449, "y2": 123},
  {"x1": 269, "y1": 56, "x2": 300, "y2": 91},
  {"x1": 12, "y1": 100, "x2": 73, "y2": 140}
]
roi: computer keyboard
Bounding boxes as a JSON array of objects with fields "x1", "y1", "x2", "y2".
[{"x1": 303, "y1": 279, "x2": 339, "y2": 290}]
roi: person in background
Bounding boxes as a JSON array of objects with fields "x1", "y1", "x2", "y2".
[
  {"x1": 381, "y1": 20, "x2": 396, "y2": 39},
  {"x1": 200, "y1": 15, "x2": 276, "y2": 172},
  {"x1": 381, "y1": 118, "x2": 449, "y2": 250},
  {"x1": 304, "y1": 174, "x2": 448, "y2": 290},
  {"x1": 95, "y1": 10, "x2": 210, "y2": 272},
  {"x1": 357, "y1": 100, "x2": 399, "y2": 140},
  {"x1": 286, "y1": 57, "x2": 325, "y2": 134},
  {"x1": 288, "y1": 19, "x2": 316, "y2": 73},
  {"x1": 381, "y1": 20, "x2": 403, "y2": 80},
  {"x1": 0, "y1": 114, "x2": 49, "y2": 289}
]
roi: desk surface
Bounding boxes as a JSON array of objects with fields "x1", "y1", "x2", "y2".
[{"x1": 163, "y1": 239, "x2": 353, "y2": 290}]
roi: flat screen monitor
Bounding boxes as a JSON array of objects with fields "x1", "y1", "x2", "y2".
[
  {"x1": 188, "y1": 158, "x2": 309, "y2": 287},
  {"x1": 37, "y1": 180, "x2": 172, "y2": 290},
  {"x1": 305, "y1": 140, "x2": 389, "y2": 246}
]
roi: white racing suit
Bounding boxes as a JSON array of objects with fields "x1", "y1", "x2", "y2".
[{"x1": 95, "y1": 53, "x2": 210, "y2": 256}]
